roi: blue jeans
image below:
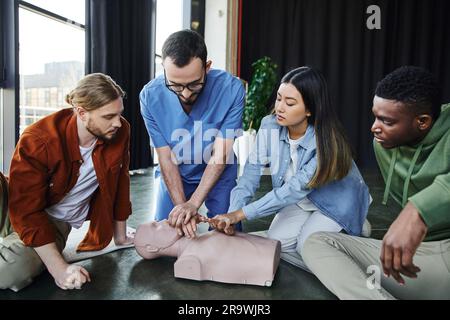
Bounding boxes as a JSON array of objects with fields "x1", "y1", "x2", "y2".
[{"x1": 154, "y1": 177, "x2": 242, "y2": 231}]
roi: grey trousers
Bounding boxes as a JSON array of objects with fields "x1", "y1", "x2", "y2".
[
  {"x1": 302, "y1": 232, "x2": 450, "y2": 300},
  {"x1": 0, "y1": 216, "x2": 71, "y2": 292}
]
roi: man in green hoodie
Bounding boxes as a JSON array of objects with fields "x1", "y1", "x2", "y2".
[{"x1": 302, "y1": 66, "x2": 450, "y2": 299}]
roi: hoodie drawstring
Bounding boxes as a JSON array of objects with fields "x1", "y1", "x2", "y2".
[
  {"x1": 402, "y1": 144, "x2": 423, "y2": 206},
  {"x1": 382, "y1": 149, "x2": 398, "y2": 205}
]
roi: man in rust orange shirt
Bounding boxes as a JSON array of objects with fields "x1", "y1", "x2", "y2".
[{"x1": 0, "y1": 73, "x2": 133, "y2": 291}]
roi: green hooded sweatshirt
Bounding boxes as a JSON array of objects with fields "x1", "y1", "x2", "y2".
[{"x1": 374, "y1": 103, "x2": 450, "y2": 241}]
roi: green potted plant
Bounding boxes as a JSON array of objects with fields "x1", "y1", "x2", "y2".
[
  {"x1": 235, "y1": 57, "x2": 278, "y2": 168},
  {"x1": 242, "y1": 56, "x2": 278, "y2": 131}
]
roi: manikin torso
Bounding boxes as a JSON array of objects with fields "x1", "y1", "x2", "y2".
[{"x1": 134, "y1": 220, "x2": 281, "y2": 286}]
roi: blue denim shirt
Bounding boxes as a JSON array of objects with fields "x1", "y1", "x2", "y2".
[{"x1": 229, "y1": 115, "x2": 371, "y2": 236}]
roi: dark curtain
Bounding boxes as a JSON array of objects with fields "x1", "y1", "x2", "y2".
[
  {"x1": 87, "y1": 0, "x2": 155, "y2": 170},
  {"x1": 0, "y1": 0, "x2": 4, "y2": 85},
  {"x1": 241, "y1": 0, "x2": 450, "y2": 168}
]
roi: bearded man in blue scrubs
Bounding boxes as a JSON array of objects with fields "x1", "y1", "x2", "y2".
[{"x1": 140, "y1": 29, "x2": 245, "y2": 238}]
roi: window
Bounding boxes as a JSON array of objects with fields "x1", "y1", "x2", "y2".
[
  {"x1": 154, "y1": 0, "x2": 184, "y2": 77},
  {"x1": 154, "y1": 0, "x2": 206, "y2": 78},
  {"x1": 22, "y1": 0, "x2": 85, "y2": 24},
  {"x1": 19, "y1": 0, "x2": 85, "y2": 134}
]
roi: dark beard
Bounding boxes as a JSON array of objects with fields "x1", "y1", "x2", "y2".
[
  {"x1": 86, "y1": 126, "x2": 117, "y2": 142},
  {"x1": 179, "y1": 93, "x2": 199, "y2": 106}
]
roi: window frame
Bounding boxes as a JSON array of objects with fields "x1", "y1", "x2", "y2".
[
  {"x1": 18, "y1": 0, "x2": 87, "y2": 134},
  {"x1": 0, "y1": 0, "x2": 88, "y2": 173},
  {"x1": 19, "y1": 1, "x2": 86, "y2": 31}
]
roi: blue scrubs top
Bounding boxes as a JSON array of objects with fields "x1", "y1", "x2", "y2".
[{"x1": 140, "y1": 69, "x2": 245, "y2": 184}]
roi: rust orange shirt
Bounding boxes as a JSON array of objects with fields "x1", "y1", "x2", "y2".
[{"x1": 8, "y1": 108, "x2": 132, "y2": 251}]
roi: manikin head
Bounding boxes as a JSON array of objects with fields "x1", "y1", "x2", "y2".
[
  {"x1": 134, "y1": 220, "x2": 181, "y2": 259},
  {"x1": 134, "y1": 220, "x2": 282, "y2": 287}
]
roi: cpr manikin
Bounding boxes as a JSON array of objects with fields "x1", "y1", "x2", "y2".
[{"x1": 134, "y1": 220, "x2": 281, "y2": 286}]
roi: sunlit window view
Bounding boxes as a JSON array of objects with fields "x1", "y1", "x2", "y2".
[
  {"x1": 154, "y1": 0, "x2": 184, "y2": 77},
  {"x1": 19, "y1": 0, "x2": 85, "y2": 135}
]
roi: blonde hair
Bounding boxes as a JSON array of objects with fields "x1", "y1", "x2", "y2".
[{"x1": 65, "y1": 73, "x2": 125, "y2": 111}]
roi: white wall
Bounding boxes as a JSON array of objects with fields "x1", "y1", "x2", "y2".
[{"x1": 204, "y1": 0, "x2": 228, "y2": 70}]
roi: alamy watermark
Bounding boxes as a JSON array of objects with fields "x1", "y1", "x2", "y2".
[
  {"x1": 366, "y1": 265, "x2": 381, "y2": 290},
  {"x1": 166, "y1": 122, "x2": 282, "y2": 172},
  {"x1": 367, "y1": 5, "x2": 381, "y2": 30}
]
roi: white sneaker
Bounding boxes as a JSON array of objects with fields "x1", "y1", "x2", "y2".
[{"x1": 362, "y1": 219, "x2": 372, "y2": 237}]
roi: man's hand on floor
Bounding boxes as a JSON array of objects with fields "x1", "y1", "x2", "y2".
[
  {"x1": 51, "y1": 263, "x2": 91, "y2": 290},
  {"x1": 380, "y1": 201, "x2": 428, "y2": 284}
]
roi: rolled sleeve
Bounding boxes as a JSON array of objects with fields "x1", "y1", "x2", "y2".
[
  {"x1": 140, "y1": 89, "x2": 168, "y2": 148},
  {"x1": 242, "y1": 155, "x2": 317, "y2": 220},
  {"x1": 228, "y1": 159, "x2": 264, "y2": 213},
  {"x1": 113, "y1": 123, "x2": 132, "y2": 221},
  {"x1": 218, "y1": 81, "x2": 245, "y2": 140},
  {"x1": 410, "y1": 172, "x2": 450, "y2": 229},
  {"x1": 8, "y1": 133, "x2": 56, "y2": 247},
  {"x1": 228, "y1": 120, "x2": 270, "y2": 213}
]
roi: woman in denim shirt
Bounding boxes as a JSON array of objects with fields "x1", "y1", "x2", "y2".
[{"x1": 209, "y1": 67, "x2": 371, "y2": 270}]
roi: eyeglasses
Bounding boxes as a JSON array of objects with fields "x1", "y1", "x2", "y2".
[{"x1": 164, "y1": 69, "x2": 206, "y2": 94}]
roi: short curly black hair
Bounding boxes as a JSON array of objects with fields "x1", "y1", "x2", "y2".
[{"x1": 375, "y1": 66, "x2": 442, "y2": 120}]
